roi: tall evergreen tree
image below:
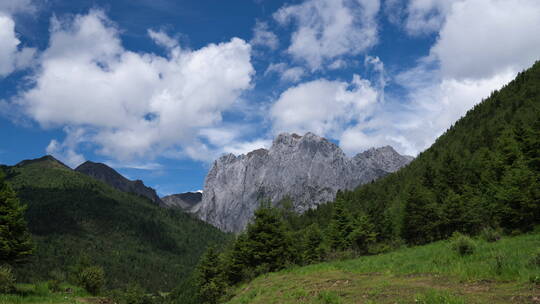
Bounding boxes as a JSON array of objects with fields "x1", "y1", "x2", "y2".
[
  {"x1": 243, "y1": 202, "x2": 292, "y2": 272},
  {"x1": 0, "y1": 173, "x2": 33, "y2": 265},
  {"x1": 327, "y1": 198, "x2": 353, "y2": 251},
  {"x1": 402, "y1": 184, "x2": 440, "y2": 244},
  {"x1": 302, "y1": 224, "x2": 324, "y2": 264},
  {"x1": 196, "y1": 246, "x2": 226, "y2": 304},
  {"x1": 349, "y1": 213, "x2": 377, "y2": 254}
]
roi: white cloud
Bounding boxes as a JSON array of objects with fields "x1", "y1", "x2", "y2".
[
  {"x1": 340, "y1": 0, "x2": 540, "y2": 156},
  {"x1": 250, "y1": 21, "x2": 279, "y2": 50},
  {"x1": 0, "y1": 0, "x2": 36, "y2": 15},
  {"x1": 148, "y1": 29, "x2": 179, "y2": 49},
  {"x1": 0, "y1": 14, "x2": 36, "y2": 77},
  {"x1": 384, "y1": 0, "x2": 460, "y2": 35},
  {"x1": 431, "y1": 0, "x2": 540, "y2": 80},
  {"x1": 274, "y1": 0, "x2": 380, "y2": 70},
  {"x1": 14, "y1": 10, "x2": 254, "y2": 162},
  {"x1": 270, "y1": 75, "x2": 379, "y2": 137},
  {"x1": 46, "y1": 127, "x2": 86, "y2": 168},
  {"x1": 265, "y1": 62, "x2": 305, "y2": 83},
  {"x1": 328, "y1": 59, "x2": 347, "y2": 70}
]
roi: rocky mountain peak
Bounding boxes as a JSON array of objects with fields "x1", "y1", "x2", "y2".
[
  {"x1": 194, "y1": 132, "x2": 414, "y2": 233},
  {"x1": 161, "y1": 192, "x2": 203, "y2": 211}
]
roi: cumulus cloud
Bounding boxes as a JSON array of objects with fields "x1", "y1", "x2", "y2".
[
  {"x1": 0, "y1": 14, "x2": 36, "y2": 77},
  {"x1": 340, "y1": 0, "x2": 540, "y2": 156},
  {"x1": 13, "y1": 10, "x2": 254, "y2": 163},
  {"x1": 270, "y1": 75, "x2": 379, "y2": 137},
  {"x1": 274, "y1": 0, "x2": 380, "y2": 70},
  {"x1": 431, "y1": 0, "x2": 540, "y2": 80},
  {"x1": 250, "y1": 21, "x2": 279, "y2": 50}
]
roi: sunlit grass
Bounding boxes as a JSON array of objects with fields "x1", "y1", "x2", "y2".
[{"x1": 227, "y1": 232, "x2": 540, "y2": 304}]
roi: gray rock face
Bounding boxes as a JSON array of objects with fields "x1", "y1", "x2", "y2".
[
  {"x1": 75, "y1": 161, "x2": 163, "y2": 205},
  {"x1": 161, "y1": 192, "x2": 202, "y2": 211},
  {"x1": 194, "y1": 132, "x2": 413, "y2": 233}
]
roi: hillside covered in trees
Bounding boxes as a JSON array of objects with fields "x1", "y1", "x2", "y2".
[
  {"x1": 0, "y1": 156, "x2": 231, "y2": 292},
  {"x1": 190, "y1": 61, "x2": 540, "y2": 303}
]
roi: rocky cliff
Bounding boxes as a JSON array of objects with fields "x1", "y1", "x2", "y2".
[
  {"x1": 161, "y1": 192, "x2": 202, "y2": 210},
  {"x1": 194, "y1": 132, "x2": 413, "y2": 232},
  {"x1": 75, "y1": 161, "x2": 163, "y2": 205}
]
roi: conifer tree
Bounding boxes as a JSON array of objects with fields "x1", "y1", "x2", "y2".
[
  {"x1": 196, "y1": 246, "x2": 226, "y2": 304},
  {"x1": 402, "y1": 184, "x2": 439, "y2": 244},
  {"x1": 243, "y1": 202, "x2": 291, "y2": 272},
  {"x1": 303, "y1": 224, "x2": 324, "y2": 264},
  {"x1": 0, "y1": 173, "x2": 33, "y2": 264},
  {"x1": 349, "y1": 213, "x2": 377, "y2": 254},
  {"x1": 327, "y1": 198, "x2": 353, "y2": 251}
]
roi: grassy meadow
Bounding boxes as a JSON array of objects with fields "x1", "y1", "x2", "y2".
[{"x1": 226, "y1": 232, "x2": 540, "y2": 304}]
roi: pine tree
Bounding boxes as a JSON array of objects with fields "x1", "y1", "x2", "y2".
[
  {"x1": 0, "y1": 173, "x2": 33, "y2": 264},
  {"x1": 302, "y1": 224, "x2": 324, "y2": 264},
  {"x1": 327, "y1": 198, "x2": 353, "y2": 251},
  {"x1": 196, "y1": 246, "x2": 226, "y2": 304},
  {"x1": 349, "y1": 213, "x2": 377, "y2": 254},
  {"x1": 402, "y1": 184, "x2": 440, "y2": 244},
  {"x1": 243, "y1": 202, "x2": 291, "y2": 272}
]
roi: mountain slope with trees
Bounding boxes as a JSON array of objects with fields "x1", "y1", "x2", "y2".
[
  {"x1": 190, "y1": 61, "x2": 540, "y2": 304},
  {"x1": 0, "y1": 156, "x2": 231, "y2": 292}
]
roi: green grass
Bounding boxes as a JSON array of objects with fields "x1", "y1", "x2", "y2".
[
  {"x1": 226, "y1": 232, "x2": 540, "y2": 303},
  {"x1": 0, "y1": 283, "x2": 89, "y2": 304}
]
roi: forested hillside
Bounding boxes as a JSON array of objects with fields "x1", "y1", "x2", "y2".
[
  {"x1": 0, "y1": 156, "x2": 231, "y2": 292},
  {"x1": 190, "y1": 61, "x2": 540, "y2": 304},
  {"x1": 293, "y1": 60, "x2": 540, "y2": 245}
]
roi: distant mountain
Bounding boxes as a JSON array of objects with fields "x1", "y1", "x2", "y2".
[
  {"x1": 1, "y1": 156, "x2": 230, "y2": 291},
  {"x1": 162, "y1": 191, "x2": 202, "y2": 211},
  {"x1": 75, "y1": 161, "x2": 163, "y2": 205},
  {"x1": 194, "y1": 132, "x2": 413, "y2": 233}
]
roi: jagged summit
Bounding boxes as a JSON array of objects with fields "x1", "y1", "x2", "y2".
[
  {"x1": 194, "y1": 132, "x2": 413, "y2": 233},
  {"x1": 161, "y1": 192, "x2": 203, "y2": 210},
  {"x1": 75, "y1": 161, "x2": 163, "y2": 205}
]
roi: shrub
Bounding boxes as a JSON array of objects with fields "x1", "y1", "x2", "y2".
[
  {"x1": 480, "y1": 227, "x2": 502, "y2": 242},
  {"x1": 0, "y1": 265, "x2": 15, "y2": 293},
  {"x1": 79, "y1": 266, "x2": 105, "y2": 295},
  {"x1": 109, "y1": 284, "x2": 152, "y2": 304},
  {"x1": 316, "y1": 291, "x2": 343, "y2": 304},
  {"x1": 450, "y1": 233, "x2": 475, "y2": 256},
  {"x1": 529, "y1": 251, "x2": 540, "y2": 267},
  {"x1": 529, "y1": 274, "x2": 540, "y2": 285},
  {"x1": 48, "y1": 270, "x2": 65, "y2": 292},
  {"x1": 492, "y1": 253, "x2": 506, "y2": 275}
]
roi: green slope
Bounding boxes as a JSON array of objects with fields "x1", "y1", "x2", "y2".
[
  {"x1": 226, "y1": 232, "x2": 540, "y2": 304},
  {"x1": 292, "y1": 60, "x2": 540, "y2": 244},
  {"x1": 1, "y1": 156, "x2": 230, "y2": 292}
]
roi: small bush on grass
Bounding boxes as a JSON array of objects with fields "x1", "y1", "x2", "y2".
[
  {"x1": 316, "y1": 291, "x2": 343, "y2": 304},
  {"x1": 47, "y1": 269, "x2": 66, "y2": 292},
  {"x1": 529, "y1": 251, "x2": 540, "y2": 267},
  {"x1": 79, "y1": 266, "x2": 105, "y2": 295},
  {"x1": 480, "y1": 227, "x2": 502, "y2": 242},
  {"x1": 109, "y1": 283, "x2": 153, "y2": 304},
  {"x1": 0, "y1": 265, "x2": 15, "y2": 293},
  {"x1": 450, "y1": 233, "x2": 475, "y2": 256}
]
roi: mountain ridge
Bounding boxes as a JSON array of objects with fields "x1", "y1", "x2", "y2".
[
  {"x1": 75, "y1": 160, "x2": 163, "y2": 205},
  {"x1": 194, "y1": 132, "x2": 413, "y2": 232}
]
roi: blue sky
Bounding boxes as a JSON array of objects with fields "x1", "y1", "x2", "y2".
[{"x1": 1, "y1": 0, "x2": 539, "y2": 195}]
